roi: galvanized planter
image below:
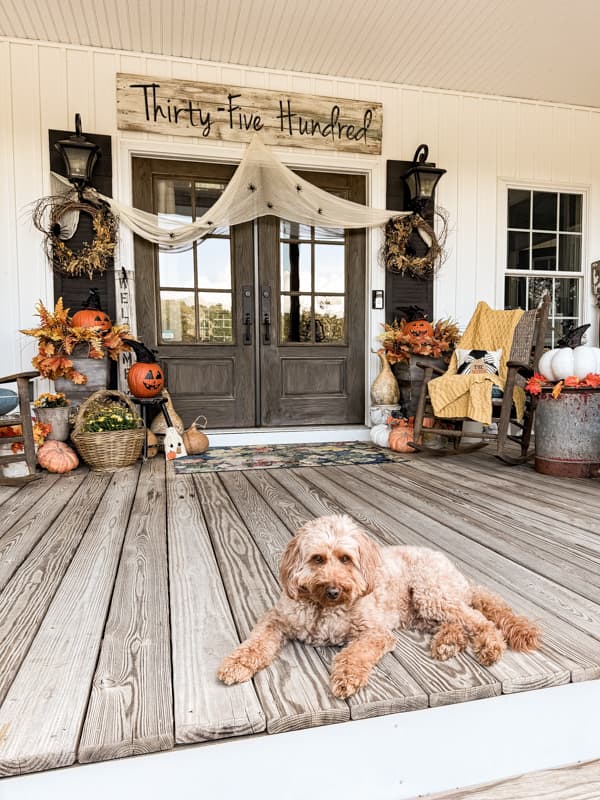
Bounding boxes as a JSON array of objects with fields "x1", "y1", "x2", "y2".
[
  {"x1": 392, "y1": 355, "x2": 446, "y2": 419},
  {"x1": 534, "y1": 387, "x2": 600, "y2": 478}
]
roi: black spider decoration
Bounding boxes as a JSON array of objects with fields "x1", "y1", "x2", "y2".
[
  {"x1": 248, "y1": 183, "x2": 257, "y2": 192},
  {"x1": 267, "y1": 202, "x2": 273, "y2": 209},
  {"x1": 296, "y1": 185, "x2": 303, "y2": 192}
]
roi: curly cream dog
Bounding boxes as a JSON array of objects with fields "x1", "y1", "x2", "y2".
[{"x1": 218, "y1": 515, "x2": 540, "y2": 698}]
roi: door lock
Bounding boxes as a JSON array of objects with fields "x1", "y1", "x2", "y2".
[
  {"x1": 242, "y1": 285, "x2": 253, "y2": 345},
  {"x1": 261, "y1": 286, "x2": 272, "y2": 345}
]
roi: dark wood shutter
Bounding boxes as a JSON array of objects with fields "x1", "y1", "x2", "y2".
[
  {"x1": 385, "y1": 160, "x2": 434, "y2": 324},
  {"x1": 49, "y1": 128, "x2": 116, "y2": 385}
]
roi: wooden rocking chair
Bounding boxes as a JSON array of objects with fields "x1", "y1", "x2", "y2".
[
  {"x1": 0, "y1": 371, "x2": 40, "y2": 486},
  {"x1": 409, "y1": 294, "x2": 550, "y2": 464}
]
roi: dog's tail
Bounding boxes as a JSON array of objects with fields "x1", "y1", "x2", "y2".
[{"x1": 471, "y1": 586, "x2": 541, "y2": 651}]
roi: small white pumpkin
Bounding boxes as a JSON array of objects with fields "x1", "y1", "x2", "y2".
[
  {"x1": 538, "y1": 345, "x2": 600, "y2": 381},
  {"x1": 370, "y1": 423, "x2": 390, "y2": 448}
]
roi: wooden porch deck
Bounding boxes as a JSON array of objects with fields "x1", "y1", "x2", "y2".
[{"x1": 0, "y1": 451, "x2": 598, "y2": 779}]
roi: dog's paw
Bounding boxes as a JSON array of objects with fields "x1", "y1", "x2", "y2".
[
  {"x1": 431, "y1": 624, "x2": 468, "y2": 661},
  {"x1": 471, "y1": 631, "x2": 506, "y2": 666},
  {"x1": 330, "y1": 657, "x2": 370, "y2": 699},
  {"x1": 217, "y1": 654, "x2": 256, "y2": 685}
]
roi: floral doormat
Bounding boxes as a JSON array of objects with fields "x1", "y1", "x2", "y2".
[{"x1": 173, "y1": 441, "x2": 410, "y2": 474}]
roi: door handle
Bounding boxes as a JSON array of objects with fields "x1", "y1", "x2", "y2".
[
  {"x1": 261, "y1": 286, "x2": 272, "y2": 345},
  {"x1": 243, "y1": 313, "x2": 252, "y2": 345},
  {"x1": 263, "y1": 312, "x2": 271, "y2": 344},
  {"x1": 242, "y1": 285, "x2": 253, "y2": 346}
]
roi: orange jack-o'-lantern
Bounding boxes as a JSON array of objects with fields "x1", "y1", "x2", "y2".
[
  {"x1": 404, "y1": 318, "x2": 434, "y2": 338},
  {"x1": 71, "y1": 289, "x2": 112, "y2": 333},
  {"x1": 124, "y1": 339, "x2": 165, "y2": 398}
]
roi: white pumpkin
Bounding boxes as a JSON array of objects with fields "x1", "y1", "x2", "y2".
[
  {"x1": 370, "y1": 423, "x2": 390, "y2": 448},
  {"x1": 538, "y1": 345, "x2": 600, "y2": 381}
]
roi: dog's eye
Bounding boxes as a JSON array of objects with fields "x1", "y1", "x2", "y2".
[
  {"x1": 339, "y1": 555, "x2": 351, "y2": 564},
  {"x1": 311, "y1": 554, "x2": 324, "y2": 564}
]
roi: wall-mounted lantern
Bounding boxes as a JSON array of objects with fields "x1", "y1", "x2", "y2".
[
  {"x1": 401, "y1": 144, "x2": 446, "y2": 215},
  {"x1": 54, "y1": 113, "x2": 100, "y2": 195}
]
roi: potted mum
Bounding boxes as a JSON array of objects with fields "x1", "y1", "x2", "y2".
[
  {"x1": 20, "y1": 298, "x2": 131, "y2": 405},
  {"x1": 33, "y1": 392, "x2": 71, "y2": 442}
]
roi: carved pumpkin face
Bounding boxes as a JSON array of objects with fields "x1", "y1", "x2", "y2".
[
  {"x1": 72, "y1": 309, "x2": 112, "y2": 333},
  {"x1": 405, "y1": 319, "x2": 434, "y2": 338},
  {"x1": 127, "y1": 362, "x2": 165, "y2": 398}
]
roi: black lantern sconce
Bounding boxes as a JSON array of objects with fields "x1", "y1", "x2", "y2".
[
  {"x1": 401, "y1": 144, "x2": 446, "y2": 216},
  {"x1": 54, "y1": 113, "x2": 100, "y2": 195}
]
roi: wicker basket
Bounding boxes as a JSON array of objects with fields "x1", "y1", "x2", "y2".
[{"x1": 71, "y1": 389, "x2": 145, "y2": 471}]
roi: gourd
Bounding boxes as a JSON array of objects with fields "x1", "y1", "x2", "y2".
[
  {"x1": 37, "y1": 440, "x2": 79, "y2": 473},
  {"x1": 71, "y1": 289, "x2": 112, "y2": 333},
  {"x1": 124, "y1": 339, "x2": 165, "y2": 398},
  {"x1": 404, "y1": 318, "x2": 434, "y2": 338},
  {"x1": 182, "y1": 416, "x2": 209, "y2": 454},
  {"x1": 150, "y1": 389, "x2": 185, "y2": 435},
  {"x1": 370, "y1": 349, "x2": 399, "y2": 405},
  {"x1": 370, "y1": 423, "x2": 390, "y2": 448},
  {"x1": 538, "y1": 345, "x2": 600, "y2": 381},
  {"x1": 388, "y1": 419, "x2": 416, "y2": 453}
]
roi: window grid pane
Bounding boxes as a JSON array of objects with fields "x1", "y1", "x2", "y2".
[
  {"x1": 156, "y1": 176, "x2": 232, "y2": 344},
  {"x1": 279, "y1": 220, "x2": 346, "y2": 345},
  {"x1": 504, "y1": 189, "x2": 583, "y2": 345}
]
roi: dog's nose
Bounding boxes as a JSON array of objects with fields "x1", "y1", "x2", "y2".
[{"x1": 326, "y1": 586, "x2": 340, "y2": 600}]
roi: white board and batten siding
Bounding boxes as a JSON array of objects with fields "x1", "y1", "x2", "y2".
[{"x1": 2, "y1": 37, "x2": 600, "y2": 383}]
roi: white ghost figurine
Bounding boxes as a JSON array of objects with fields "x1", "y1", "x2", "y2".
[{"x1": 164, "y1": 427, "x2": 187, "y2": 461}]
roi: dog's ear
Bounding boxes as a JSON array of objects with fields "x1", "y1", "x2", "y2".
[
  {"x1": 279, "y1": 532, "x2": 304, "y2": 600},
  {"x1": 356, "y1": 530, "x2": 382, "y2": 596}
]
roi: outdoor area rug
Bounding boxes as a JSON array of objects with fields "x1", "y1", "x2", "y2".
[{"x1": 173, "y1": 441, "x2": 411, "y2": 474}]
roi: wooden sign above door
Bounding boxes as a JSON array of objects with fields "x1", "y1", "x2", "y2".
[{"x1": 116, "y1": 73, "x2": 383, "y2": 155}]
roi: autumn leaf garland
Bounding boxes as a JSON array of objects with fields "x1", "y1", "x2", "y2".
[{"x1": 525, "y1": 371, "x2": 600, "y2": 398}]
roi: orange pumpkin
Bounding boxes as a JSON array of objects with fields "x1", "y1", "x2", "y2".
[
  {"x1": 71, "y1": 289, "x2": 112, "y2": 333},
  {"x1": 37, "y1": 440, "x2": 79, "y2": 473},
  {"x1": 124, "y1": 339, "x2": 165, "y2": 398},
  {"x1": 388, "y1": 417, "x2": 417, "y2": 452},
  {"x1": 404, "y1": 318, "x2": 434, "y2": 338}
]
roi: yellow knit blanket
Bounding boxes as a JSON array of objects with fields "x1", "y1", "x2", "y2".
[{"x1": 428, "y1": 302, "x2": 525, "y2": 425}]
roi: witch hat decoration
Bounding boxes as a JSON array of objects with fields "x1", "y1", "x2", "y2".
[{"x1": 123, "y1": 338, "x2": 165, "y2": 398}]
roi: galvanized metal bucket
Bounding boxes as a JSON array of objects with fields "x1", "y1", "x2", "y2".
[{"x1": 534, "y1": 387, "x2": 600, "y2": 478}]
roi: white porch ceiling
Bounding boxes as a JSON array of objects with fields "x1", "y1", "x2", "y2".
[{"x1": 2, "y1": 0, "x2": 599, "y2": 108}]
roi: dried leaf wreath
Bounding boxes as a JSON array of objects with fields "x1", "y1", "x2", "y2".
[
  {"x1": 383, "y1": 209, "x2": 448, "y2": 279},
  {"x1": 32, "y1": 194, "x2": 118, "y2": 279}
]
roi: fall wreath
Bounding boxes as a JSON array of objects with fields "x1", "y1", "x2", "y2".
[
  {"x1": 32, "y1": 195, "x2": 118, "y2": 279},
  {"x1": 383, "y1": 211, "x2": 447, "y2": 279}
]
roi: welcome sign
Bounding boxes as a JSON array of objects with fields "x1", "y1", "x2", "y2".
[{"x1": 116, "y1": 73, "x2": 383, "y2": 154}]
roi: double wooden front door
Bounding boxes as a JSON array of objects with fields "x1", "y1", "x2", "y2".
[{"x1": 133, "y1": 158, "x2": 365, "y2": 428}]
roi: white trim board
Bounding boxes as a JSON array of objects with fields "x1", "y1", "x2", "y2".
[
  {"x1": 3, "y1": 681, "x2": 599, "y2": 800},
  {"x1": 206, "y1": 425, "x2": 371, "y2": 447}
]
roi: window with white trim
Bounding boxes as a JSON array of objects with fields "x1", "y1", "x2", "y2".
[{"x1": 504, "y1": 188, "x2": 583, "y2": 346}]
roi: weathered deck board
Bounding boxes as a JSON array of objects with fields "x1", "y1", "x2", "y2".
[
  {"x1": 0, "y1": 470, "x2": 110, "y2": 713},
  {"x1": 253, "y1": 469, "x2": 502, "y2": 706},
  {"x1": 0, "y1": 469, "x2": 87, "y2": 591},
  {"x1": 166, "y1": 470, "x2": 265, "y2": 743},
  {"x1": 381, "y1": 463, "x2": 600, "y2": 592},
  {"x1": 420, "y1": 757, "x2": 600, "y2": 799},
  {"x1": 193, "y1": 472, "x2": 350, "y2": 733},
  {"x1": 78, "y1": 459, "x2": 174, "y2": 764},
  {"x1": 0, "y1": 466, "x2": 139, "y2": 777},
  {"x1": 220, "y1": 470, "x2": 429, "y2": 720},
  {"x1": 344, "y1": 466, "x2": 600, "y2": 679},
  {"x1": 414, "y1": 458, "x2": 600, "y2": 538},
  {"x1": 0, "y1": 472, "x2": 60, "y2": 534},
  {"x1": 283, "y1": 467, "x2": 571, "y2": 695},
  {"x1": 353, "y1": 465, "x2": 600, "y2": 642},
  {"x1": 0, "y1": 449, "x2": 596, "y2": 780}
]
